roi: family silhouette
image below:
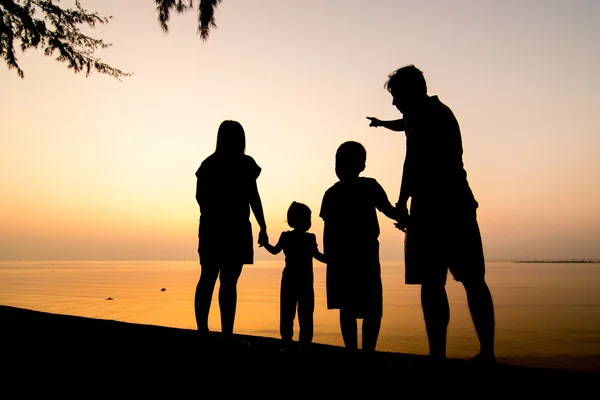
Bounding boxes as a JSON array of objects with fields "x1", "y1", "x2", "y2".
[{"x1": 194, "y1": 65, "x2": 496, "y2": 364}]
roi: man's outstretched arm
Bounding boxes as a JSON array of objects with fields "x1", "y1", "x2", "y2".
[{"x1": 366, "y1": 117, "x2": 406, "y2": 132}]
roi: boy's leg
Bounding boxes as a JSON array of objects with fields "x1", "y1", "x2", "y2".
[
  {"x1": 297, "y1": 285, "x2": 315, "y2": 344},
  {"x1": 362, "y1": 315, "x2": 381, "y2": 352},
  {"x1": 194, "y1": 263, "x2": 219, "y2": 333},
  {"x1": 339, "y1": 309, "x2": 358, "y2": 350},
  {"x1": 218, "y1": 263, "x2": 243, "y2": 335},
  {"x1": 279, "y1": 277, "x2": 296, "y2": 342},
  {"x1": 421, "y1": 283, "x2": 450, "y2": 359}
]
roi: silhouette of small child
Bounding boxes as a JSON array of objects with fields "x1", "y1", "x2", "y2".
[
  {"x1": 320, "y1": 141, "x2": 399, "y2": 351},
  {"x1": 262, "y1": 202, "x2": 326, "y2": 347}
]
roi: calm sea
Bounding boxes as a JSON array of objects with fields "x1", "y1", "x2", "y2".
[{"x1": 1, "y1": 260, "x2": 599, "y2": 372}]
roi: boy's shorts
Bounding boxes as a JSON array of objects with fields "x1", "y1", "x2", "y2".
[{"x1": 404, "y1": 210, "x2": 485, "y2": 285}]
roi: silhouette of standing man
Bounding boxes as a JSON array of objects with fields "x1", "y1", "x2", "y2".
[{"x1": 368, "y1": 65, "x2": 496, "y2": 364}]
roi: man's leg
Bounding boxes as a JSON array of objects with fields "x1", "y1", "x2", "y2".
[
  {"x1": 421, "y1": 283, "x2": 450, "y2": 359},
  {"x1": 339, "y1": 309, "x2": 358, "y2": 350},
  {"x1": 458, "y1": 213, "x2": 496, "y2": 362},
  {"x1": 218, "y1": 263, "x2": 243, "y2": 335},
  {"x1": 463, "y1": 279, "x2": 495, "y2": 361},
  {"x1": 194, "y1": 263, "x2": 219, "y2": 333}
]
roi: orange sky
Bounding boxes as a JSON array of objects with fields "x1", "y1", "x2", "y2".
[{"x1": 1, "y1": 0, "x2": 599, "y2": 261}]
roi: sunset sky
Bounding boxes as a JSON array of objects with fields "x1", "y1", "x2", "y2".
[{"x1": 1, "y1": 0, "x2": 599, "y2": 261}]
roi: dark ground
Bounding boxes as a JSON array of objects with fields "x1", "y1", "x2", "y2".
[{"x1": 1, "y1": 305, "x2": 597, "y2": 396}]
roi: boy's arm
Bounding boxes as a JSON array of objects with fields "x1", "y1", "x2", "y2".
[
  {"x1": 374, "y1": 181, "x2": 408, "y2": 232},
  {"x1": 395, "y1": 141, "x2": 413, "y2": 231},
  {"x1": 310, "y1": 234, "x2": 327, "y2": 263},
  {"x1": 366, "y1": 117, "x2": 406, "y2": 132}
]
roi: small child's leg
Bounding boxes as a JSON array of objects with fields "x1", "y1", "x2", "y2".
[
  {"x1": 280, "y1": 278, "x2": 296, "y2": 342},
  {"x1": 362, "y1": 316, "x2": 382, "y2": 352},
  {"x1": 298, "y1": 285, "x2": 315, "y2": 344},
  {"x1": 339, "y1": 309, "x2": 358, "y2": 350}
]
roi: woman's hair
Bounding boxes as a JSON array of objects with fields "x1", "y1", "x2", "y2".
[
  {"x1": 287, "y1": 201, "x2": 311, "y2": 230},
  {"x1": 215, "y1": 120, "x2": 246, "y2": 155}
]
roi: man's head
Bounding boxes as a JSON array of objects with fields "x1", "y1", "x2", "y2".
[
  {"x1": 335, "y1": 141, "x2": 366, "y2": 181},
  {"x1": 384, "y1": 65, "x2": 427, "y2": 114}
]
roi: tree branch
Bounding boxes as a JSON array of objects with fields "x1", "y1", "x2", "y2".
[{"x1": 1, "y1": 0, "x2": 131, "y2": 79}]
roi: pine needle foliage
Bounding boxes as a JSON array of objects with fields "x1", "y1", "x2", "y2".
[
  {"x1": 0, "y1": 0, "x2": 131, "y2": 79},
  {"x1": 155, "y1": 0, "x2": 222, "y2": 41}
]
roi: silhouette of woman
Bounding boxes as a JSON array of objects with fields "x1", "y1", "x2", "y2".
[{"x1": 194, "y1": 120, "x2": 268, "y2": 336}]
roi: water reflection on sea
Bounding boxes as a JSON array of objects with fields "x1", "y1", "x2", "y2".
[{"x1": 0, "y1": 260, "x2": 599, "y2": 372}]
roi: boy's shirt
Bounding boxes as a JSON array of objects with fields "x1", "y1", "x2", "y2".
[{"x1": 320, "y1": 177, "x2": 390, "y2": 261}]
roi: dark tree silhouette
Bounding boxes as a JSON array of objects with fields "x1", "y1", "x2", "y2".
[
  {"x1": 0, "y1": 0, "x2": 130, "y2": 79},
  {"x1": 155, "y1": 0, "x2": 222, "y2": 41}
]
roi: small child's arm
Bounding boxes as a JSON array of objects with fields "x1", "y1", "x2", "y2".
[
  {"x1": 262, "y1": 234, "x2": 283, "y2": 255},
  {"x1": 366, "y1": 117, "x2": 406, "y2": 132},
  {"x1": 314, "y1": 249, "x2": 327, "y2": 264},
  {"x1": 263, "y1": 242, "x2": 282, "y2": 255}
]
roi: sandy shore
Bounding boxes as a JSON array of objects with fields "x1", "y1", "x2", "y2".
[{"x1": 1, "y1": 305, "x2": 596, "y2": 395}]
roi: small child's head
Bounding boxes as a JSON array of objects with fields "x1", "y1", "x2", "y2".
[
  {"x1": 287, "y1": 201, "x2": 312, "y2": 232},
  {"x1": 335, "y1": 141, "x2": 366, "y2": 181}
]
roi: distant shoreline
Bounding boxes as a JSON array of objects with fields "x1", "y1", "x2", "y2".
[{"x1": 512, "y1": 260, "x2": 600, "y2": 264}]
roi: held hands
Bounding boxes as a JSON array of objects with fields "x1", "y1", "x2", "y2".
[
  {"x1": 394, "y1": 205, "x2": 409, "y2": 232},
  {"x1": 258, "y1": 229, "x2": 269, "y2": 247},
  {"x1": 366, "y1": 117, "x2": 383, "y2": 127}
]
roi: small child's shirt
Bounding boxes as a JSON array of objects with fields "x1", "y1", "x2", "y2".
[{"x1": 276, "y1": 230, "x2": 319, "y2": 277}]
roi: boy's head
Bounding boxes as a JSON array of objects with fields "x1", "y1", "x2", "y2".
[
  {"x1": 287, "y1": 202, "x2": 312, "y2": 231},
  {"x1": 384, "y1": 65, "x2": 427, "y2": 114},
  {"x1": 335, "y1": 141, "x2": 366, "y2": 181}
]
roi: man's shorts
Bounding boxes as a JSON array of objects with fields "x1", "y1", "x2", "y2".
[{"x1": 404, "y1": 210, "x2": 485, "y2": 285}]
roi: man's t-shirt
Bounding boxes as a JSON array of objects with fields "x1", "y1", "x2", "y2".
[{"x1": 402, "y1": 95, "x2": 478, "y2": 216}]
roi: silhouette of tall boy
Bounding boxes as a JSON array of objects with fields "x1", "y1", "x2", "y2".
[
  {"x1": 320, "y1": 141, "x2": 398, "y2": 351},
  {"x1": 368, "y1": 65, "x2": 495, "y2": 363}
]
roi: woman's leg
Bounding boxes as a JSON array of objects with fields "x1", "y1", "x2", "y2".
[
  {"x1": 339, "y1": 309, "x2": 358, "y2": 350},
  {"x1": 362, "y1": 316, "x2": 381, "y2": 352},
  {"x1": 194, "y1": 263, "x2": 219, "y2": 333},
  {"x1": 218, "y1": 263, "x2": 244, "y2": 335}
]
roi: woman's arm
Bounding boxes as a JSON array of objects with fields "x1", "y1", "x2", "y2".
[
  {"x1": 195, "y1": 169, "x2": 205, "y2": 212},
  {"x1": 249, "y1": 180, "x2": 268, "y2": 245}
]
